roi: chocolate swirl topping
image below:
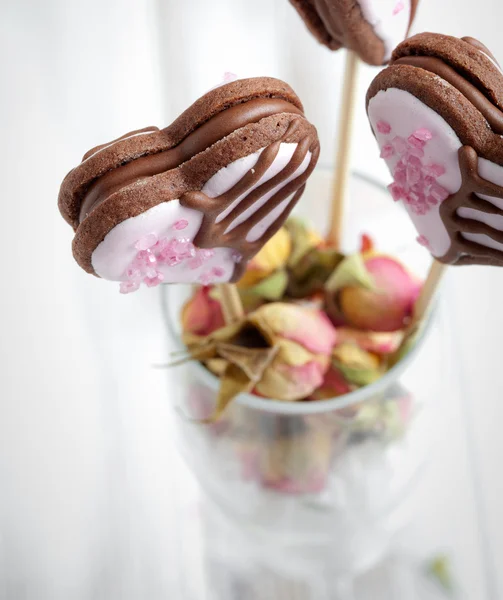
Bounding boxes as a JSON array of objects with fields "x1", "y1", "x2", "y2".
[
  {"x1": 440, "y1": 146, "x2": 503, "y2": 267},
  {"x1": 79, "y1": 98, "x2": 303, "y2": 223},
  {"x1": 181, "y1": 120, "x2": 320, "y2": 281}
]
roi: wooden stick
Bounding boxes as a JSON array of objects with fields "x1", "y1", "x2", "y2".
[
  {"x1": 411, "y1": 260, "x2": 447, "y2": 327},
  {"x1": 217, "y1": 283, "x2": 245, "y2": 324},
  {"x1": 327, "y1": 51, "x2": 360, "y2": 249}
]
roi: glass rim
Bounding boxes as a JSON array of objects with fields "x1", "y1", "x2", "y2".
[{"x1": 161, "y1": 286, "x2": 435, "y2": 416}]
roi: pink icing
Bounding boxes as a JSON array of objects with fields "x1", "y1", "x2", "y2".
[
  {"x1": 380, "y1": 144, "x2": 394, "y2": 159},
  {"x1": 173, "y1": 219, "x2": 188, "y2": 230}
]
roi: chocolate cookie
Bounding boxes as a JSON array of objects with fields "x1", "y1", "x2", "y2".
[
  {"x1": 58, "y1": 76, "x2": 320, "y2": 292},
  {"x1": 288, "y1": 0, "x2": 419, "y2": 65},
  {"x1": 367, "y1": 33, "x2": 503, "y2": 266}
]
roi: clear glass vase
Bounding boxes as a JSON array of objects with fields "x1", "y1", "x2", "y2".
[{"x1": 160, "y1": 172, "x2": 442, "y2": 574}]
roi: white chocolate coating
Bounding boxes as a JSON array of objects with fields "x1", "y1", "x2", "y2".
[
  {"x1": 368, "y1": 87, "x2": 503, "y2": 259},
  {"x1": 368, "y1": 88, "x2": 459, "y2": 257},
  {"x1": 91, "y1": 143, "x2": 310, "y2": 283}
]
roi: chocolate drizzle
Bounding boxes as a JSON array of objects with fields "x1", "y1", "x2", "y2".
[
  {"x1": 462, "y1": 36, "x2": 502, "y2": 69},
  {"x1": 79, "y1": 98, "x2": 303, "y2": 223},
  {"x1": 440, "y1": 146, "x2": 503, "y2": 266},
  {"x1": 180, "y1": 120, "x2": 320, "y2": 282}
]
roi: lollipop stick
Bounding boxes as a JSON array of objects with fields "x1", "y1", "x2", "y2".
[
  {"x1": 217, "y1": 283, "x2": 245, "y2": 324},
  {"x1": 411, "y1": 260, "x2": 447, "y2": 327},
  {"x1": 327, "y1": 51, "x2": 360, "y2": 249}
]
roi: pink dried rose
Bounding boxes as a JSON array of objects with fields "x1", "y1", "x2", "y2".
[
  {"x1": 249, "y1": 303, "x2": 337, "y2": 401},
  {"x1": 308, "y1": 366, "x2": 352, "y2": 400},
  {"x1": 326, "y1": 253, "x2": 421, "y2": 332},
  {"x1": 181, "y1": 286, "x2": 225, "y2": 336},
  {"x1": 336, "y1": 327, "x2": 404, "y2": 355}
]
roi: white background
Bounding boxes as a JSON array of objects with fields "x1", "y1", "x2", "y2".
[{"x1": 2, "y1": 0, "x2": 503, "y2": 598}]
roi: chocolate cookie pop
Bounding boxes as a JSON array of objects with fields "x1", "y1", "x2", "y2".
[
  {"x1": 367, "y1": 33, "x2": 503, "y2": 267},
  {"x1": 58, "y1": 77, "x2": 320, "y2": 293},
  {"x1": 289, "y1": 0, "x2": 420, "y2": 65}
]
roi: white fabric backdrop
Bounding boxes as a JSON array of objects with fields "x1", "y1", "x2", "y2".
[{"x1": 1, "y1": 0, "x2": 503, "y2": 598}]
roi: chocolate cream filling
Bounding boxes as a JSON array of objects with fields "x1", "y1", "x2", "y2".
[
  {"x1": 79, "y1": 98, "x2": 303, "y2": 223},
  {"x1": 393, "y1": 53, "x2": 503, "y2": 135}
]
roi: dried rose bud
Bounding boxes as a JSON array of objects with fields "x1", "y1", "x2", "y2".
[
  {"x1": 308, "y1": 366, "x2": 353, "y2": 400},
  {"x1": 249, "y1": 303, "x2": 337, "y2": 401},
  {"x1": 325, "y1": 253, "x2": 421, "y2": 332},
  {"x1": 238, "y1": 227, "x2": 291, "y2": 289},
  {"x1": 336, "y1": 327, "x2": 404, "y2": 356},
  {"x1": 332, "y1": 343, "x2": 382, "y2": 387},
  {"x1": 181, "y1": 286, "x2": 225, "y2": 336}
]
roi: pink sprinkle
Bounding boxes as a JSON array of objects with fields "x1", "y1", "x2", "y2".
[
  {"x1": 380, "y1": 144, "x2": 395, "y2": 159},
  {"x1": 413, "y1": 128, "x2": 433, "y2": 142},
  {"x1": 407, "y1": 145, "x2": 425, "y2": 158},
  {"x1": 425, "y1": 163, "x2": 446, "y2": 177},
  {"x1": 172, "y1": 238, "x2": 196, "y2": 259},
  {"x1": 200, "y1": 248, "x2": 215, "y2": 260},
  {"x1": 376, "y1": 120, "x2": 392, "y2": 135},
  {"x1": 120, "y1": 281, "x2": 140, "y2": 294},
  {"x1": 135, "y1": 233, "x2": 158, "y2": 251},
  {"x1": 135, "y1": 250, "x2": 157, "y2": 266},
  {"x1": 408, "y1": 134, "x2": 426, "y2": 149},
  {"x1": 188, "y1": 256, "x2": 204, "y2": 270},
  {"x1": 430, "y1": 182, "x2": 449, "y2": 202},
  {"x1": 212, "y1": 267, "x2": 225, "y2": 278},
  {"x1": 392, "y1": 136, "x2": 407, "y2": 154},
  {"x1": 120, "y1": 232, "x2": 213, "y2": 293},
  {"x1": 173, "y1": 219, "x2": 188, "y2": 231},
  {"x1": 198, "y1": 272, "x2": 214, "y2": 285},
  {"x1": 416, "y1": 235, "x2": 431, "y2": 249},
  {"x1": 392, "y1": 1, "x2": 404, "y2": 15},
  {"x1": 388, "y1": 182, "x2": 405, "y2": 201},
  {"x1": 144, "y1": 272, "x2": 164, "y2": 288},
  {"x1": 406, "y1": 164, "x2": 421, "y2": 186},
  {"x1": 394, "y1": 162, "x2": 407, "y2": 186},
  {"x1": 125, "y1": 267, "x2": 142, "y2": 282},
  {"x1": 407, "y1": 155, "x2": 422, "y2": 168},
  {"x1": 380, "y1": 126, "x2": 448, "y2": 216},
  {"x1": 223, "y1": 72, "x2": 238, "y2": 83}
]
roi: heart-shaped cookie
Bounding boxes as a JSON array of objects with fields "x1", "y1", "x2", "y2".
[
  {"x1": 58, "y1": 77, "x2": 320, "y2": 292},
  {"x1": 289, "y1": 0, "x2": 419, "y2": 65},
  {"x1": 367, "y1": 33, "x2": 503, "y2": 266}
]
